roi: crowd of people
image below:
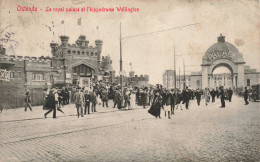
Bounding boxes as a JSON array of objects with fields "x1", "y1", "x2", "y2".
[{"x1": 23, "y1": 81, "x2": 250, "y2": 119}]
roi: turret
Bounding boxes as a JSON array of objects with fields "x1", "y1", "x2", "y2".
[
  {"x1": 95, "y1": 40, "x2": 103, "y2": 71},
  {"x1": 129, "y1": 71, "x2": 135, "y2": 78},
  {"x1": 95, "y1": 40, "x2": 103, "y2": 53},
  {"x1": 60, "y1": 35, "x2": 69, "y2": 47},
  {"x1": 50, "y1": 43, "x2": 58, "y2": 56}
]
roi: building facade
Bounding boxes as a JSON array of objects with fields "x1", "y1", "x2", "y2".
[
  {"x1": 114, "y1": 71, "x2": 149, "y2": 87},
  {"x1": 163, "y1": 35, "x2": 260, "y2": 90},
  {"x1": 0, "y1": 35, "x2": 115, "y2": 107}
]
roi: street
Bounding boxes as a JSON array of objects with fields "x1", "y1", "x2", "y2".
[{"x1": 0, "y1": 96, "x2": 259, "y2": 162}]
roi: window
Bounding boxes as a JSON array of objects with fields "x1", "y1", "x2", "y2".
[
  {"x1": 33, "y1": 73, "x2": 44, "y2": 81},
  {"x1": 10, "y1": 71, "x2": 14, "y2": 78},
  {"x1": 77, "y1": 51, "x2": 80, "y2": 55},
  {"x1": 86, "y1": 52, "x2": 89, "y2": 56},
  {"x1": 17, "y1": 71, "x2": 21, "y2": 78},
  {"x1": 82, "y1": 51, "x2": 85, "y2": 55},
  {"x1": 90, "y1": 52, "x2": 93, "y2": 56},
  {"x1": 68, "y1": 50, "x2": 71, "y2": 54},
  {"x1": 247, "y1": 79, "x2": 250, "y2": 86},
  {"x1": 72, "y1": 51, "x2": 76, "y2": 54}
]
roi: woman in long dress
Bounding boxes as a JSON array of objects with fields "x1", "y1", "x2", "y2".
[
  {"x1": 130, "y1": 88, "x2": 136, "y2": 109},
  {"x1": 203, "y1": 88, "x2": 210, "y2": 106},
  {"x1": 148, "y1": 90, "x2": 162, "y2": 119}
]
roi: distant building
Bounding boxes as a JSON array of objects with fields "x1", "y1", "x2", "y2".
[
  {"x1": 162, "y1": 70, "x2": 176, "y2": 89},
  {"x1": 114, "y1": 71, "x2": 149, "y2": 87}
]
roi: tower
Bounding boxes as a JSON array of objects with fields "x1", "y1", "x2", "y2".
[{"x1": 95, "y1": 40, "x2": 103, "y2": 71}]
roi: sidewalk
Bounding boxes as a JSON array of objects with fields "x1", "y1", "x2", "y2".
[{"x1": 0, "y1": 101, "x2": 133, "y2": 122}]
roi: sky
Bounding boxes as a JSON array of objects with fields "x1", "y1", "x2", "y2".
[{"x1": 1, "y1": 0, "x2": 259, "y2": 84}]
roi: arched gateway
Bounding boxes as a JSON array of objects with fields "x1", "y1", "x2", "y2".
[{"x1": 201, "y1": 34, "x2": 245, "y2": 89}]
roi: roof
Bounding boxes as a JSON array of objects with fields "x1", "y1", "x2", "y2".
[{"x1": 206, "y1": 42, "x2": 239, "y2": 53}]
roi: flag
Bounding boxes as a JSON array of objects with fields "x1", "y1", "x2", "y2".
[
  {"x1": 61, "y1": 20, "x2": 64, "y2": 24},
  {"x1": 96, "y1": 26, "x2": 99, "y2": 29},
  {"x1": 77, "y1": 17, "x2": 81, "y2": 25},
  {"x1": 130, "y1": 62, "x2": 132, "y2": 66}
]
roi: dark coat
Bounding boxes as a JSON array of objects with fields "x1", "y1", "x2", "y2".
[
  {"x1": 195, "y1": 90, "x2": 202, "y2": 99},
  {"x1": 176, "y1": 93, "x2": 182, "y2": 104},
  {"x1": 182, "y1": 90, "x2": 190, "y2": 102},
  {"x1": 140, "y1": 92, "x2": 148, "y2": 105},
  {"x1": 165, "y1": 93, "x2": 171, "y2": 106},
  {"x1": 220, "y1": 89, "x2": 225, "y2": 99},
  {"x1": 244, "y1": 89, "x2": 249, "y2": 99},
  {"x1": 91, "y1": 92, "x2": 97, "y2": 103},
  {"x1": 84, "y1": 93, "x2": 91, "y2": 103},
  {"x1": 24, "y1": 95, "x2": 31, "y2": 103},
  {"x1": 148, "y1": 95, "x2": 162, "y2": 117},
  {"x1": 101, "y1": 90, "x2": 108, "y2": 101},
  {"x1": 210, "y1": 90, "x2": 216, "y2": 97},
  {"x1": 170, "y1": 93, "x2": 175, "y2": 105},
  {"x1": 46, "y1": 92, "x2": 56, "y2": 109}
]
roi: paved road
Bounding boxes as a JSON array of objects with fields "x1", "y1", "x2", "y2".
[{"x1": 0, "y1": 96, "x2": 259, "y2": 161}]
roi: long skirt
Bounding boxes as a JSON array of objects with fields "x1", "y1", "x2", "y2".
[
  {"x1": 148, "y1": 104, "x2": 161, "y2": 117},
  {"x1": 130, "y1": 94, "x2": 136, "y2": 108}
]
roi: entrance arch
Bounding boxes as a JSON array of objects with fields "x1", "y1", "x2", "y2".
[
  {"x1": 211, "y1": 63, "x2": 233, "y2": 89},
  {"x1": 201, "y1": 34, "x2": 245, "y2": 89}
]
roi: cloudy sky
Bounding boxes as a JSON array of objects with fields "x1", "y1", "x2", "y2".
[{"x1": 1, "y1": 0, "x2": 259, "y2": 84}]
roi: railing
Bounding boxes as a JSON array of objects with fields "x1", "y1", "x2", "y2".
[{"x1": 0, "y1": 69, "x2": 10, "y2": 81}]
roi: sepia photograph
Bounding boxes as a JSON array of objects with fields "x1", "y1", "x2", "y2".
[{"x1": 0, "y1": 0, "x2": 260, "y2": 161}]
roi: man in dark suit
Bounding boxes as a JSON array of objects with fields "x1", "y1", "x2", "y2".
[
  {"x1": 195, "y1": 89, "x2": 202, "y2": 106},
  {"x1": 101, "y1": 88, "x2": 109, "y2": 107},
  {"x1": 182, "y1": 86, "x2": 190, "y2": 110},
  {"x1": 219, "y1": 86, "x2": 225, "y2": 108},
  {"x1": 84, "y1": 90, "x2": 91, "y2": 114},
  {"x1": 227, "y1": 88, "x2": 233, "y2": 102},
  {"x1": 210, "y1": 89, "x2": 216, "y2": 103},
  {"x1": 170, "y1": 89, "x2": 176, "y2": 114},
  {"x1": 244, "y1": 87, "x2": 249, "y2": 105},
  {"x1": 44, "y1": 89, "x2": 57, "y2": 118},
  {"x1": 24, "y1": 90, "x2": 32, "y2": 112}
]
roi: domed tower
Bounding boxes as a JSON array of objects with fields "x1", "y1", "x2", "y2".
[{"x1": 201, "y1": 34, "x2": 245, "y2": 89}]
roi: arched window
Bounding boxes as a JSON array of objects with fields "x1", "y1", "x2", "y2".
[
  {"x1": 90, "y1": 52, "x2": 93, "y2": 56},
  {"x1": 82, "y1": 51, "x2": 85, "y2": 55},
  {"x1": 68, "y1": 50, "x2": 71, "y2": 54},
  {"x1": 77, "y1": 51, "x2": 80, "y2": 55}
]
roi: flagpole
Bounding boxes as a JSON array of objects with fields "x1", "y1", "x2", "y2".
[
  {"x1": 120, "y1": 22, "x2": 124, "y2": 109},
  {"x1": 174, "y1": 45, "x2": 176, "y2": 89},
  {"x1": 179, "y1": 66, "x2": 180, "y2": 89},
  {"x1": 63, "y1": 21, "x2": 65, "y2": 35}
]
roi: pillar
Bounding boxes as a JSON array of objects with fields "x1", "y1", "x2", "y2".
[
  {"x1": 237, "y1": 63, "x2": 245, "y2": 88},
  {"x1": 233, "y1": 74, "x2": 236, "y2": 88},
  {"x1": 202, "y1": 65, "x2": 209, "y2": 89}
]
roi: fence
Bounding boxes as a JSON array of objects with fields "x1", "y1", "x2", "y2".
[{"x1": 0, "y1": 82, "x2": 45, "y2": 111}]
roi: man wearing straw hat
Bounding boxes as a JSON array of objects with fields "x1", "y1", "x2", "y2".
[{"x1": 74, "y1": 87, "x2": 85, "y2": 118}]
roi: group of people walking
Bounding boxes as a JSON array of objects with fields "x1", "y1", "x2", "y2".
[
  {"x1": 148, "y1": 85, "x2": 250, "y2": 119},
  {"x1": 23, "y1": 81, "x2": 250, "y2": 119}
]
